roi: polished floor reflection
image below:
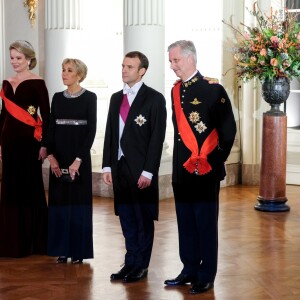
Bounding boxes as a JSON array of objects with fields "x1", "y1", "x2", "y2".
[{"x1": 1, "y1": 185, "x2": 300, "y2": 300}]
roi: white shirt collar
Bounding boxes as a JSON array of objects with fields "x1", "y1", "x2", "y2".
[{"x1": 123, "y1": 81, "x2": 143, "y2": 95}]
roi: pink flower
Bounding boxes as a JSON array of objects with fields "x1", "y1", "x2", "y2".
[
  {"x1": 250, "y1": 56, "x2": 257, "y2": 62},
  {"x1": 270, "y1": 36, "x2": 279, "y2": 43},
  {"x1": 260, "y1": 49, "x2": 267, "y2": 56},
  {"x1": 270, "y1": 58, "x2": 278, "y2": 66}
]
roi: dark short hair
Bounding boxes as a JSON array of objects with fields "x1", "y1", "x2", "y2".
[{"x1": 125, "y1": 51, "x2": 149, "y2": 71}]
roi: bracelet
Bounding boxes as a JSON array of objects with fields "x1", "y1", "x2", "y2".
[{"x1": 75, "y1": 157, "x2": 82, "y2": 162}]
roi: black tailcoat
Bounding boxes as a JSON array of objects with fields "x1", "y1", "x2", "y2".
[{"x1": 102, "y1": 83, "x2": 167, "y2": 219}]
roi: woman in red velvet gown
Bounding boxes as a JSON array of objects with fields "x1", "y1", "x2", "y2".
[{"x1": 0, "y1": 40, "x2": 50, "y2": 258}]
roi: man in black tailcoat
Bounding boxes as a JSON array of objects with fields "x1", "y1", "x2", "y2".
[{"x1": 102, "y1": 51, "x2": 167, "y2": 283}]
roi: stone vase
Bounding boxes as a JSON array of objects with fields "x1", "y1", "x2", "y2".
[{"x1": 261, "y1": 77, "x2": 290, "y2": 115}]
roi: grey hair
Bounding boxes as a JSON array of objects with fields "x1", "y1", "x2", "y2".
[{"x1": 167, "y1": 40, "x2": 197, "y2": 65}]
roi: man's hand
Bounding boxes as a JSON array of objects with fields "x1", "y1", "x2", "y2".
[
  {"x1": 137, "y1": 175, "x2": 151, "y2": 189},
  {"x1": 103, "y1": 172, "x2": 113, "y2": 185},
  {"x1": 203, "y1": 76, "x2": 219, "y2": 84}
]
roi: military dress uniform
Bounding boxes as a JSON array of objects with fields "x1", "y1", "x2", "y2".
[{"x1": 171, "y1": 71, "x2": 236, "y2": 283}]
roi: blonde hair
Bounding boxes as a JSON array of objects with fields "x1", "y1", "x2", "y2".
[
  {"x1": 9, "y1": 40, "x2": 37, "y2": 70},
  {"x1": 62, "y1": 58, "x2": 88, "y2": 83}
]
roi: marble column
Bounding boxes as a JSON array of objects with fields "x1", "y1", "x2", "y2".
[
  {"x1": 255, "y1": 113, "x2": 289, "y2": 211},
  {"x1": 44, "y1": 0, "x2": 84, "y2": 98},
  {"x1": 123, "y1": 0, "x2": 164, "y2": 93}
]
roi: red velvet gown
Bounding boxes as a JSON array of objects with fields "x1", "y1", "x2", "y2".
[{"x1": 0, "y1": 79, "x2": 50, "y2": 258}]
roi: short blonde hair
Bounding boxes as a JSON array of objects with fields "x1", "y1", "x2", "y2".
[
  {"x1": 9, "y1": 40, "x2": 37, "y2": 70},
  {"x1": 62, "y1": 58, "x2": 88, "y2": 83}
]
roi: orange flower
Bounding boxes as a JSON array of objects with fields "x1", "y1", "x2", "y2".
[
  {"x1": 260, "y1": 49, "x2": 267, "y2": 56},
  {"x1": 270, "y1": 58, "x2": 278, "y2": 66}
]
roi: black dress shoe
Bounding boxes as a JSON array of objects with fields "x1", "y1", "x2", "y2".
[
  {"x1": 123, "y1": 268, "x2": 148, "y2": 283},
  {"x1": 110, "y1": 265, "x2": 133, "y2": 280},
  {"x1": 164, "y1": 273, "x2": 194, "y2": 286},
  {"x1": 56, "y1": 256, "x2": 68, "y2": 264},
  {"x1": 190, "y1": 282, "x2": 214, "y2": 294},
  {"x1": 71, "y1": 258, "x2": 83, "y2": 264}
]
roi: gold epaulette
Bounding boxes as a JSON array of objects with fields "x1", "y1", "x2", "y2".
[{"x1": 203, "y1": 76, "x2": 219, "y2": 84}]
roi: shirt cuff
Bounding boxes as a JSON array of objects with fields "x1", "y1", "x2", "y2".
[
  {"x1": 102, "y1": 167, "x2": 112, "y2": 173},
  {"x1": 142, "y1": 170, "x2": 153, "y2": 180}
]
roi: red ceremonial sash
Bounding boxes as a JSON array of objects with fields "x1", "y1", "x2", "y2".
[
  {"x1": 0, "y1": 88, "x2": 42, "y2": 141},
  {"x1": 172, "y1": 81, "x2": 218, "y2": 175}
]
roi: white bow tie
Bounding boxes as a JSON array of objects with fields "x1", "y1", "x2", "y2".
[{"x1": 123, "y1": 88, "x2": 135, "y2": 95}]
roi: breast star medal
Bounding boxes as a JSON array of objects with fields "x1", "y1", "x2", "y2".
[
  {"x1": 189, "y1": 111, "x2": 200, "y2": 123},
  {"x1": 194, "y1": 121, "x2": 207, "y2": 134},
  {"x1": 134, "y1": 114, "x2": 147, "y2": 126},
  {"x1": 27, "y1": 105, "x2": 36, "y2": 115}
]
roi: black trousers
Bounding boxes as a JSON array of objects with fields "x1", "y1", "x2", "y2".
[
  {"x1": 172, "y1": 180, "x2": 220, "y2": 282},
  {"x1": 115, "y1": 157, "x2": 155, "y2": 269}
]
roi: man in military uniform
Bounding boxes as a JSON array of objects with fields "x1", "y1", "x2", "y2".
[{"x1": 164, "y1": 40, "x2": 236, "y2": 294}]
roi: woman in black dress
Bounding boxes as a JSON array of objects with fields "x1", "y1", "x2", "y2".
[
  {"x1": 47, "y1": 58, "x2": 97, "y2": 264},
  {"x1": 0, "y1": 40, "x2": 50, "y2": 258}
]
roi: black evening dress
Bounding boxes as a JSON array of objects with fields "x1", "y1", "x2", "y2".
[
  {"x1": 0, "y1": 79, "x2": 50, "y2": 258},
  {"x1": 47, "y1": 89, "x2": 97, "y2": 260}
]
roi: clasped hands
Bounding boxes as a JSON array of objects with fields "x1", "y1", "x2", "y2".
[{"x1": 48, "y1": 155, "x2": 81, "y2": 181}]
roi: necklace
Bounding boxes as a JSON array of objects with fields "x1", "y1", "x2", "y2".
[{"x1": 63, "y1": 88, "x2": 86, "y2": 98}]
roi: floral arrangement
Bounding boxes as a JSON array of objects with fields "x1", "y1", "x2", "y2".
[{"x1": 223, "y1": 2, "x2": 300, "y2": 82}]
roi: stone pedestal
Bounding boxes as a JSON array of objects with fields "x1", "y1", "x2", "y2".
[{"x1": 255, "y1": 114, "x2": 290, "y2": 211}]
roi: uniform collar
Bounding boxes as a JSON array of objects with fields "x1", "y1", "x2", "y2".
[{"x1": 182, "y1": 71, "x2": 200, "y2": 88}]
